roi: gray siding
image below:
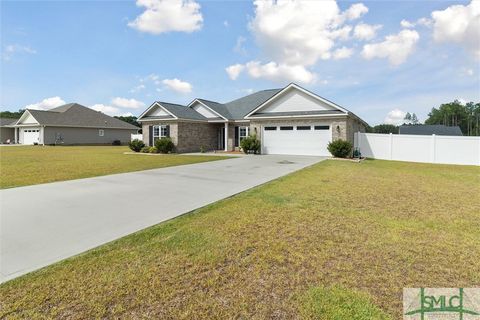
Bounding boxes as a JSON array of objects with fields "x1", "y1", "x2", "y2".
[
  {"x1": 43, "y1": 126, "x2": 136, "y2": 145},
  {"x1": 0, "y1": 127, "x2": 15, "y2": 143}
]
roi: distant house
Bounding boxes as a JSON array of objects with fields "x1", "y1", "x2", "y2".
[
  {"x1": 399, "y1": 125, "x2": 463, "y2": 136},
  {"x1": 11, "y1": 103, "x2": 138, "y2": 145},
  {"x1": 0, "y1": 118, "x2": 19, "y2": 143}
]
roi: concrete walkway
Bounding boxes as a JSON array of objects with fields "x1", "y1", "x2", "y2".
[{"x1": 0, "y1": 155, "x2": 324, "y2": 283}]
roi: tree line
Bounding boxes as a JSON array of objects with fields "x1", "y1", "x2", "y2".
[{"x1": 368, "y1": 100, "x2": 480, "y2": 136}]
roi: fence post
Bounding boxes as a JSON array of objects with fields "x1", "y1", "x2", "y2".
[
  {"x1": 430, "y1": 134, "x2": 436, "y2": 163},
  {"x1": 389, "y1": 133, "x2": 393, "y2": 160}
]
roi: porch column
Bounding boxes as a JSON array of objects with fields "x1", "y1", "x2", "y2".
[
  {"x1": 14, "y1": 127, "x2": 18, "y2": 144},
  {"x1": 224, "y1": 122, "x2": 229, "y2": 151}
]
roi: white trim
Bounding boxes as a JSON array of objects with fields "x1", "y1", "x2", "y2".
[
  {"x1": 187, "y1": 99, "x2": 228, "y2": 121},
  {"x1": 138, "y1": 102, "x2": 178, "y2": 121},
  {"x1": 244, "y1": 83, "x2": 349, "y2": 119},
  {"x1": 15, "y1": 110, "x2": 40, "y2": 126}
]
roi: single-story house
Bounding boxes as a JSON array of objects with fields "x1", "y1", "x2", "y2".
[
  {"x1": 0, "y1": 118, "x2": 19, "y2": 144},
  {"x1": 399, "y1": 124, "x2": 463, "y2": 136},
  {"x1": 11, "y1": 103, "x2": 138, "y2": 145},
  {"x1": 138, "y1": 83, "x2": 367, "y2": 156}
]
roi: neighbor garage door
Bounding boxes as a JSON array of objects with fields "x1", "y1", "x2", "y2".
[
  {"x1": 22, "y1": 128, "x2": 40, "y2": 145},
  {"x1": 262, "y1": 124, "x2": 331, "y2": 156}
]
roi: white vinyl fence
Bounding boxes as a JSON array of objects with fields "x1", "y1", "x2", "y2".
[
  {"x1": 131, "y1": 134, "x2": 143, "y2": 141},
  {"x1": 354, "y1": 132, "x2": 480, "y2": 166}
]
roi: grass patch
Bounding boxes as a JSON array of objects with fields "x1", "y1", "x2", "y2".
[
  {"x1": 0, "y1": 160, "x2": 479, "y2": 318},
  {"x1": 300, "y1": 286, "x2": 392, "y2": 320},
  {"x1": 0, "y1": 146, "x2": 228, "y2": 188}
]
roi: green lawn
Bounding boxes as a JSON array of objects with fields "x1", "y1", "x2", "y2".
[
  {"x1": 1, "y1": 160, "x2": 479, "y2": 319},
  {"x1": 0, "y1": 146, "x2": 227, "y2": 188}
]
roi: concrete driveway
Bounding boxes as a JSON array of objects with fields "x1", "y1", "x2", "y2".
[{"x1": 0, "y1": 155, "x2": 324, "y2": 283}]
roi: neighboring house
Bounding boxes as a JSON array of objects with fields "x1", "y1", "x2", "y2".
[
  {"x1": 0, "y1": 118, "x2": 19, "y2": 143},
  {"x1": 138, "y1": 83, "x2": 367, "y2": 156},
  {"x1": 12, "y1": 103, "x2": 138, "y2": 145},
  {"x1": 399, "y1": 124, "x2": 463, "y2": 136}
]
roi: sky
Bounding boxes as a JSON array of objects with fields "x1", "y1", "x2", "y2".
[{"x1": 1, "y1": 0, "x2": 479, "y2": 125}]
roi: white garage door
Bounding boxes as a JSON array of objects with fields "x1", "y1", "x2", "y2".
[
  {"x1": 22, "y1": 128, "x2": 40, "y2": 145},
  {"x1": 262, "y1": 124, "x2": 331, "y2": 156}
]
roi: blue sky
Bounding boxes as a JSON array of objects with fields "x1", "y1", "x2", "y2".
[{"x1": 1, "y1": 0, "x2": 479, "y2": 125}]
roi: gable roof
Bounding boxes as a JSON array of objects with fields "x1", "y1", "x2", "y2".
[
  {"x1": 0, "y1": 118, "x2": 19, "y2": 127},
  {"x1": 399, "y1": 125, "x2": 463, "y2": 136},
  {"x1": 16, "y1": 103, "x2": 138, "y2": 129}
]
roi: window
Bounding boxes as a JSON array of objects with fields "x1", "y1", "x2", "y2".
[
  {"x1": 99, "y1": 129, "x2": 104, "y2": 137},
  {"x1": 280, "y1": 126, "x2": 294, "y2": 130},
  {"x1": 264, "y1": 126, "x2": 277, "y2": 131},
  {"x1": 297, "y1": 126, "x2": 311, "y2": 130},
  {"x1": 238, "y1": 126, "x2": 249, "y2": 145},
  {"x1": 314, "y1": 125, "x2": 329, "y2": 130},
  {"x1": 153, "y1": 125, "x2": 168, "y2": 142}
]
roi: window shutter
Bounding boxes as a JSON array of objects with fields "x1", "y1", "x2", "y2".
[
  {"x1": 166, "y1": 125, "x2": 170, "y2": 137},
  {"x1": 149, "y1": 125, "x2": 153, "y2": 146},
  {"x1": 234, "y1": 126, "x2": 239, "y2": 147}
]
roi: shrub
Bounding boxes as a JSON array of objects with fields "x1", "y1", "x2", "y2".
[
  {"x1": 149, "y1": 146, "x2": 158, "y2": 153},
  {"x1": 128, "y1": 139, "x2": 145, "y2": 152},
  {"x1": 240, "y1": 134, "x2": 261, "y2": 154},
  {"x1": 155, "y1": 137, "x2": 175, "y2": 154},
  {"x1": 141, "y1": 146, "x2": 150, "y2": 153},
  {"x1": 112, "y1": 140, "x2": 121, "y2": 146},
  {"x1": 327, "y1": 139, "x2": 353, "y2": 158}
]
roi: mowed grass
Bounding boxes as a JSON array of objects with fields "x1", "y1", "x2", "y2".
[
  {"x1": 1, "y1": 160, "x2": 479, "y2": 319},
  {"x1": 0, "y1": 146, "x2": 227, "y2": 188}
]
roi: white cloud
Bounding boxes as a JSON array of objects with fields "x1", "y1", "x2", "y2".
[
  {"x1": 244, "y1": 61, "x2": 316, "y2": 84},
  {"x1": 162, "y1": 78, "x2": 192, "y2": 93},
  {"x1": 343, "y1": 3, "x2": 368, "y2": 20},
  {"x1": 400, "y1": 19, "x2": 415, "y2": 28},
  {"x1": 465, "y1": 68, "x2": 474, "y2": 76},
  {"x1": 353, "y1": 23, "x2": 382, "y2": 40},
  {"x1": 250, "y1": 0, "x2": 367, "y2": 67},
  {"x1": 3, "y1": 44, "x2": 36, "y2": 61},
  {"x1": 223, "y1": 20, "x2": 229, "y2": 27},
  {"x1": 120, "y1": 112, "x2": 134, "y2": 117},
  {"x1": 24, "y1": 96, "x2": 65, "y2": 110},
  {"x1": 430, "y1": 0, "x2": 480, "y2": 58},
  {"x1": 130, "y1": 84, "x2": 146, "y2": 93},
  {"x1": 111, "y1": 97, "x2": 145, "y2": 109},
  {"x1": 361, "y1": 29, "x2": 420, "y2": 65},
  {"x1": 228, "y1": 0, "x2": 369, "y2": 83},
  {"x1": 332, "y1": 46, "x2": 354, "y2": 60},
  {"x1": 384, "y1": 109, "x2": 407, "y2": 125},
  {"x1": 225, "y1": 64, "x2": 245, "y2": 80},
  {"x1": 90, "y1": 104, "x2": 121, "y2": 116},
  {"x1": 128, "y1": 0, "x2": 203, "y2": 34},
  {"x1": 234, "y1": 36, "x2": 247, "y2": 55}
]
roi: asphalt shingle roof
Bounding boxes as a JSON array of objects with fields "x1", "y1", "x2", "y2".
[
  {"x1": 0, "y1": 118, "x2": 19, "y2": 127},
  {"x1": 25, "y1": 103, "x2": 138, "y2": 129},
  {"x1": 157, "y1": 102, "x2": 207, "y2": 120},
  {"x1": 399, "y1": 125, "x2": 463, "y2": 136},
  {"x1": 223, "y1": 89, "x2": 282, "y2": 120}
]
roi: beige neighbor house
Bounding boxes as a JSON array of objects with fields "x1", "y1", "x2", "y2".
[
  {"x1": 11, "y1": 103, "x2": 138, "y2": 145},
  {"x1": 137, "y1": 83, "x2": 368, "y2": 156}
]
